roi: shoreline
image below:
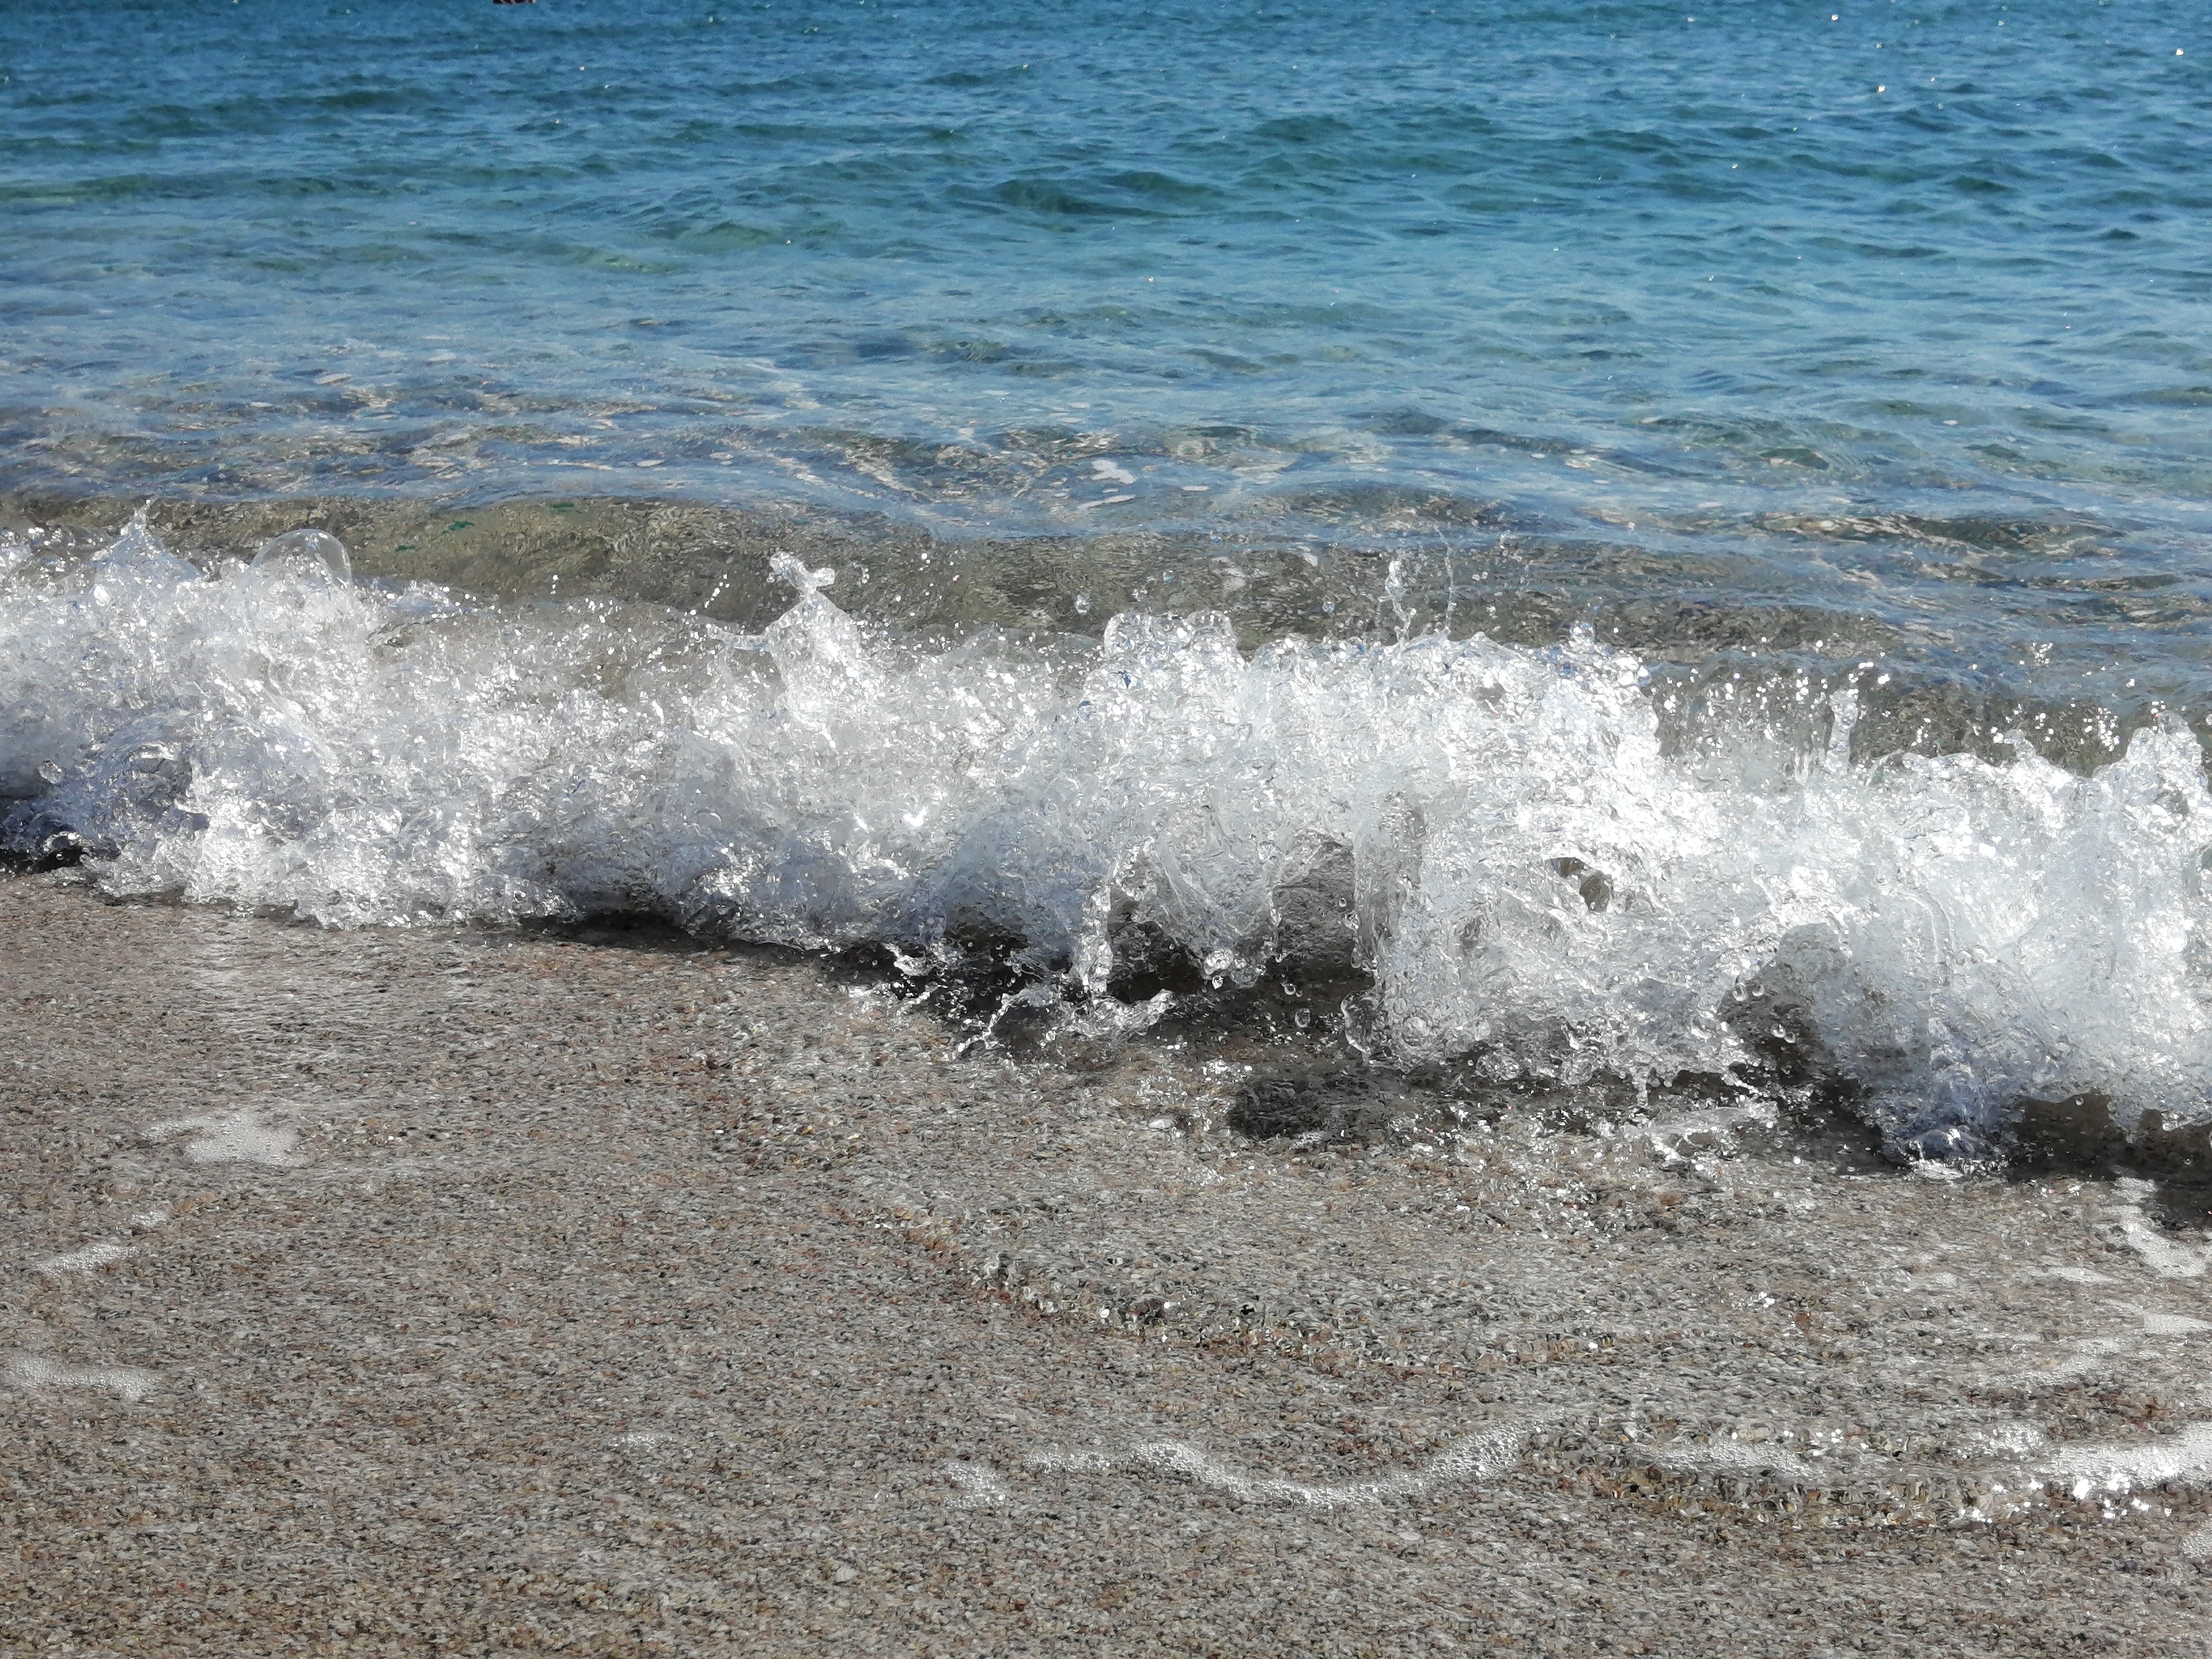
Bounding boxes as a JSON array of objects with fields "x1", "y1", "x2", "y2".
[
  {"x1": 2, "y1": 485, "x2": 2176, "y2": 779},
  {"x1": 0, "y1": 486, "x2": 1533, "y2": 664},
  {"x1": 4, "y1": 871, "x2": 2210, "y2": 1654}
]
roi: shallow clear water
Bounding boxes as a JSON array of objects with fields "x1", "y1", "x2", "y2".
[{"x1": 8, "y1": 3, "x2": 2211, "y2": 533}]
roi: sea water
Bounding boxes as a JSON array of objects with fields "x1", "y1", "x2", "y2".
[{"x1": 4, "y1": 0, "x2": 2212, "y2": 1157}]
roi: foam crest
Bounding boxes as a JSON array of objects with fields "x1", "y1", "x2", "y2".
[{"x1": 5, "y1": 515, "x2": 2211, "y2": 1147}]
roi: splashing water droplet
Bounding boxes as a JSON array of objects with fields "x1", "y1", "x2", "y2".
[
  {"x1": 769, "y1": 551, "x2": 836, "y2": 595},
  {"x1": 250, "y1": 528, "x2": 352, "y2": 584}
]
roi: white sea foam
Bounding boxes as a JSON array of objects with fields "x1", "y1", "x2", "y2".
[
  {"x1": 2035, "y1": 1422, "x2": 2212, "y2": 1500},
  {"x1": 4, "y1": 1354, "x2": 159, "y2": 1404},
  {"x1": 1025, "y1": 1423, "x2": 1526, "y2": 1508},
  {"x1": 33, "y1": 1241, "x2": 133, "y2": 1274},
  {"x1": 2145, "y1": 1312, "x2": 2212, "y2": 1336},
  {"x1": 945, "y1": 1460, "x2": 1011, "y2": 1508},
  {"x1": 1653, "y1": 1439, "x2": 1816, "y2": 1482},
  {"x1": 1978, "y1": 1335, "x2": 2130, "y2": 1390},
  {"x1": 7, "y1": 511, "x2": 2212, "y2": 1146},
  {"x1": 144, "y1": 1109, "x2": 303, "y2": 1167},
  {"x1": 2099, "y1": 1180, "x2": 2212, "y2": 1279}
]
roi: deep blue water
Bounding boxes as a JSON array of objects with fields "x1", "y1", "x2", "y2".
[{"x1": 4, "y1": 1, "x2": 2212, "y2": 692}]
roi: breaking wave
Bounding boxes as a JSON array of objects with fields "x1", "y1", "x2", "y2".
[{"x1": 6, "y1": 511, "x2": 2211, "y2": 1152}]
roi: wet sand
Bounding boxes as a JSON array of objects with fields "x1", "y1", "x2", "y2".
[{"x1": 3, "y1": 869, "x2": 2210, "y2": 1656}]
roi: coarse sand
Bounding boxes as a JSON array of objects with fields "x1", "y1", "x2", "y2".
[{"x1": 3, "y1": 870, "x2": 2209, "y2": 1656}]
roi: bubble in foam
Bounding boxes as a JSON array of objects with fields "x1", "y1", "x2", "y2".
[{"x1": 250, "y1": 527, "x2": 351, "y2": 584}]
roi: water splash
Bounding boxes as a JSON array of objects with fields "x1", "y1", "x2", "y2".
[{"x1": 5, "y1": 514, "x2": 2211, "y2": 1148}]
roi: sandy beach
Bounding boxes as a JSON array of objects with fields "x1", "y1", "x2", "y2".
[{"x1": 3, "y1": 869, "x2": 2209, "y2": 1655}]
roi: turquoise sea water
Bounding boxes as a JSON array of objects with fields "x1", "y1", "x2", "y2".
[
  {"x1": 3, "y1": 4, "x2": 2204, "y2": 513},
  {"x1": 8, "y1": 1, "x2": 2212, "y2": 690}
]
